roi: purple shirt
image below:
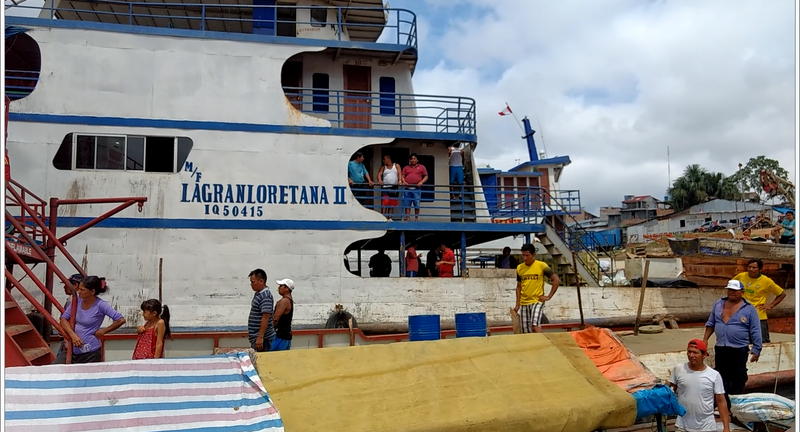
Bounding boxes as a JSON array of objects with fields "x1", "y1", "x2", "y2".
[{"x1": 61, "y1": 298, "x2": 124, "y2": 354}]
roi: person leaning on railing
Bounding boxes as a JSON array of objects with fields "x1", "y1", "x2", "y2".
[{"x1": 347, "y1": 151, "x2": 373, "y2": 207}]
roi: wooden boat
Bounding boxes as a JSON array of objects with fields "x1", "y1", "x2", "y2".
[
  {"x1": 667, "y1": 238, "x2": 795, "y2": 263},
  {"x1": 681, "y1": 256, "x2": 794, "y2": 288}
]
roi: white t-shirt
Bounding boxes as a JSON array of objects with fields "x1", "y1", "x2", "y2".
[{"x1": 669, "y1": 363, "x2": 725, "y2": 432}]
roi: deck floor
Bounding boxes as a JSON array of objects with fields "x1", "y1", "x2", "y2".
[{"x1": 618, "y1": 328, "x2": 795, "y2": 356}]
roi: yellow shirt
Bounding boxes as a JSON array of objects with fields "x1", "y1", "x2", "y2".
[
  {"x1": 516, "y1": 260, "x2": 553, "y2": 305},
  {"x1": 733, "y1": 272, "x2": 784, "y2": 320}
]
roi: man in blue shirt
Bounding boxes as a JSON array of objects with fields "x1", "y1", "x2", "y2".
[
  {"x1": 347, "y1": 151, "x2": 373, "y2": 206},
  {"x1": 703, "y1": 279, "x2": 762, "y2": 412}
]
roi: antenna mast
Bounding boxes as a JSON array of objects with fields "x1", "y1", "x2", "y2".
[{"x1": 667, "y1": 146, "x2": 671, "y2": 188}]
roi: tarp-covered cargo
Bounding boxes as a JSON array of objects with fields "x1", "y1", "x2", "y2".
[{"x1": 257, "y1": 333, "x2": 637, "y2": 432}]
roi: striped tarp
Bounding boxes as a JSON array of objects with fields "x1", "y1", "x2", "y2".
[{"x1": 4, "y1": 352, "x2": 284, "y2": 432}]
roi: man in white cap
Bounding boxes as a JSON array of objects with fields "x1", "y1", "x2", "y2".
[
  {"x1": 703, "y1": 279, "x2": 762, "y2": 413},
  {"x1": 271, "y1": 279, "x2": 294, "y2": 352}
]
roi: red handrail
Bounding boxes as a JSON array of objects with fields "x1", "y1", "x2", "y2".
[
  {"x1": 5, "y1": 270, "x2": 68, "y2": 338},
  {"x1": 5, "y1": 244, "x2": 67, "y2": 315}
]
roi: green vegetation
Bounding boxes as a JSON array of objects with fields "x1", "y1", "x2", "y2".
[{"x1": 667, "y1": 156, "x2": 790, "y2": 211}]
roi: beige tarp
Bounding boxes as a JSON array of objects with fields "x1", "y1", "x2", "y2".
[{"x1": 256, "y1": 333, "x2": 637, "y2": 432}]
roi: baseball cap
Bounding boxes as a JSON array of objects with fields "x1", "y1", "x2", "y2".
[
  {"x1": 725, "y1": 280, "x2": 744, "y2": 290},
  {"x1": 687, "y1": 339, "x2": 707, "y2": 353},
  {"x1": 67, "y1": 274, "x2": 83, "y2": 284},
  {"x1": 276, "y1": 279, "x2": 295, "y2": 291}
]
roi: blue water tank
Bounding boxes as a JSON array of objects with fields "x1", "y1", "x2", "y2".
[
  {"x1": 455, "y1": 312, "x2": 487, "y2": 338},
  {"x1": 408, "y1": 315, "x2": 441, "y2": 341}
]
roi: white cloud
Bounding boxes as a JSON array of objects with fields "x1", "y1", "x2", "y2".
[{"x1": 407, "y1": 0, "x2": 796, "y2": 212}]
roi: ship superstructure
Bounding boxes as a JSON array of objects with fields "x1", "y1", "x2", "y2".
[{"x1": 4, "y1": 0, "x2": 597, "y2": 335}]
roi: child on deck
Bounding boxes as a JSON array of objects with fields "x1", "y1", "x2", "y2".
[{"x1": 133, "y1": 299, "x2": 172, "y2": 360}]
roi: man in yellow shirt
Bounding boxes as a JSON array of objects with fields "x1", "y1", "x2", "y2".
[
  {"x1": 733, "y1": 259, "x2": 786, "y2": 343},
  {"x1": 513, "y1": 243, "x2": 560, "y2": 333}
]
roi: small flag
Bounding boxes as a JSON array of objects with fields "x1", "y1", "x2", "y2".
[{"x1": 498, "y1": 104, "x2": 513, "y2": 116}]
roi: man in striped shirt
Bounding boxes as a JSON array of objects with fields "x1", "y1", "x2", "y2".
[{"x1": 248, "y1": 269, "x2": 275, "y2": 352}]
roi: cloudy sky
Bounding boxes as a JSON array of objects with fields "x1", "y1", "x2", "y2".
[{"x1": 388, "y1": 0, "x2": 797, "y2": 214}]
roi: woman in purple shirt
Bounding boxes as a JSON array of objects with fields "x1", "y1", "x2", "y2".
[{"x1": 60, "y1": 276, "x2": 126, "y2": 363}]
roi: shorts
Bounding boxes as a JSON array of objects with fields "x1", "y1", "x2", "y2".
[
  {"x1": 519, "y1": 303, "x2": 544, "y2": 333},
  {"x1": 270, "y1": 337, "x2": 291, "y2": 352},
  {"x1": 404, "y1": 188, "x2": 422, "y2": 209},
  {"x1": 449, "y1": 166, "x2": 464, "y2": 185},
  {"x1": 779, "y1": 236, "x2": 795, "y2": 245},
  {"x1": 382, "y1": 186, "x2": 399, "y2": 207}
]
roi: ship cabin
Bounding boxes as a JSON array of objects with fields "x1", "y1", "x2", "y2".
[{"x1": 5, "y1": 0, "x2": 584, "y2": 281}]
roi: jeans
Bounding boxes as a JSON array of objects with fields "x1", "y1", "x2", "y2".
[
  {"x1": 760, "y1": 319, "x2": 770, "y2": 343},
  {"x1": 250, "y1": 337, "x2": 274, "y2": 353}
]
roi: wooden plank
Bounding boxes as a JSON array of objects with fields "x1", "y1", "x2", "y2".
[{"x1": 633, "y1": 260, "x2": 650, "y2": 336}]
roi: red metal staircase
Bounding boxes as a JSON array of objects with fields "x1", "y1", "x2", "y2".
[
  {"x1": 4, "y1": 96, "x2": 147, "y2": 367},
  {"x1": 5, "y1": 288, "x2": 55, "y2": 365}
]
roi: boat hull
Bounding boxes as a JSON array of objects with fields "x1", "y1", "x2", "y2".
[{"x1": 667, "y1": 238, "x2": 795, "y2": 263}]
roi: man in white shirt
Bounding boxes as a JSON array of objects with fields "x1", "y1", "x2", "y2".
[{"x1": 669, "y1": 339, "x2": 730, "y2": 432}]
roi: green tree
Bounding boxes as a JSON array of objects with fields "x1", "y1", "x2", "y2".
[
  {"x1": 703, "y1": 172, "x2": 739, "y2": 201},
  {"x1": 668, "y1": 164, "x2": 709, "y2": 211},
  {"x1": 729, "y1": 156, "x2": 791, "y2": 203},
  {"x1": 667, "y1": 165, "x2": 740, "y2": 211}
]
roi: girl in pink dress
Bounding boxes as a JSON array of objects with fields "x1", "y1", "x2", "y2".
[{"x1": 132, "y1": 299, "x2": 172, "y2": 360}]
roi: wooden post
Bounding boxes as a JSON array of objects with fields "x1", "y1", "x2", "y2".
[
  {"x1": 633, "y1": 259, "x2": 651, "y2": 336},
  {"x1": 572, "y1": 251, "x2": 585, "y2": 329},
  {"x1": 158, "y1": 258, "x2": 163, "y2": 304},
  {"x1": 348, "y1": 317, "x2": 355, "y2": 347}
]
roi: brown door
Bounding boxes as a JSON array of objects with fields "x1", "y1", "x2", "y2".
[{"x1": 343, "y1": 65, "x2": 372, "y2": 129}]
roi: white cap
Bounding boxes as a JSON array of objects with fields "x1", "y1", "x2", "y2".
[
  {"x1": 725, "y1": 280, "x2": 744, "y2": 290},
  {"x1": 276, "y1": 279, "x2": 295, "y2": 291}
]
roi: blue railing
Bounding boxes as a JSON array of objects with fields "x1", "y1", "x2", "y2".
[
  {"x1": 4, "y1": 70, "x2": 40, "y2": 100},
  {"x1": 8, "y1": 1, "x2": 418, "y2": 50},
  {"x1": 541, "y1": 190, "x2": 614, "y2": 285},
  {"x1": 285, "y1": 87, "x2": 476, "y2": 135},
  {"x1": 350, "y1": 184, "x2": 548, "y2": 222}
]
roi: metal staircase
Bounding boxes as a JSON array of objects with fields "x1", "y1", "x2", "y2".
[
  {"x1": 450, "y1": 144, "x2": 477, "y2": 222},
  {"x1": 4, "y1": 97, "x2": 148, "y2": 366},
  {"x1": 537, "y1": 191, "x2": 616, "y2": 287}
]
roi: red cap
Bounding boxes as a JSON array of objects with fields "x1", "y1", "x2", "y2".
[{"x1": 688, "y1": 339, "x2": 707, "y2": 353}]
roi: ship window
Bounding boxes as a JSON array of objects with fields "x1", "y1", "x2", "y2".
[
  {"x1": 95, "y1": 136, "x2": 126, "y2": 170},
  {"x1": 312, "y1": 73, "x2": 330, "y2": 112},
  {"x1": 379, "y1": 77, "x2": 396, "y2": 116},
  {"x1": 310, "y1": 8, "x2": 327, "y2": 27},
  {"x1": 127, "y1": 136, "x2": 145, "y2": 170},
  {"x1": 52, "y1": 133, "x2": 193, "y2": 173},
  {"x1": 679, "y1": 220, "x2": 686, "y2": 228}
]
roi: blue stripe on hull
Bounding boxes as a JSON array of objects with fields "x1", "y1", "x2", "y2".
[
  {"x1": 54, "y1": 217, "x2": 545, "y2": 233},
  {"x1": 8, "y1": 112, "x2": 476, "y2": 142}
]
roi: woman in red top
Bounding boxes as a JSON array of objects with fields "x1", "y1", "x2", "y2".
[{"x1": 133, "y1": 299, "x2": 172, "y2": 359}]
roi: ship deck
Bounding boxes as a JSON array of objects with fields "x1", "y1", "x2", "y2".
[{"x1": 619, "y1": 327, "x2": 795, "y2": 356}]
